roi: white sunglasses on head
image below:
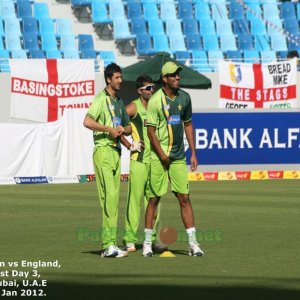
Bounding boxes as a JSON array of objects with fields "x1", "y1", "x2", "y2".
[{"x1": 139, "y1": 84, "x2": 155, "y2": 91}]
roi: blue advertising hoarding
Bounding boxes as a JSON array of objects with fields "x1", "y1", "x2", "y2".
[{"x1": 185, "y1": 112, "x2": 300, "y2": 165}]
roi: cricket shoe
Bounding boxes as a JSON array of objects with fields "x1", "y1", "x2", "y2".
[
  {"x1": 188, "y1": 242, "x2": 204, "y2": 257},
  {"x1": 125, "y1": 243, "x2": 136, "y2": 252},
  {"x1": 102, "y1": 245, "x2": 128, "y2": 258},
  {"x1": 143, "y1": 242, "x2": 153, "y2": 257}
]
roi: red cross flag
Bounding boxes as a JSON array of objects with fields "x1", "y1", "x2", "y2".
[
  {"x1": 10, "y1": 59, "x2": 95, "y2": 122},
  {"x1": 219, "y1": 59, "x2": 297, "y2": 109}
]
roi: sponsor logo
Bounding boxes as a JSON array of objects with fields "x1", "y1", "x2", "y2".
[
  {"x1": 203, "y1": 172, "x2": 218, "y2": 181},
  {"x1": 268, "y1": 171, "x2": 284, "y2": 179},
  {"x1": 0, "y1": 177, "x2": 16, "y2": 185},
  {"x1": 47, "y1": 176, "x2": 79, "y2": 184},
  {"x1": 14, "y1": 176, "x2": 48, "y2": 184},
  {"x1": 235, "y1": 171, "x2": 251, "y2": 180},
  {"x1": 167, "y1": 115, "x2": 181, "y2": 125},
  {"x1": 113, "y1": 116, "x2": 121, "y2": 127},
  {"x1": 229, "y1": 64, "x2": 242, "y2": 84}
]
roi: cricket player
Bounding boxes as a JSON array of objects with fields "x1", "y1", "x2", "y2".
[
  {"x1": 142, "y1": 62, "x2": 204, "y2": 257},
  {"x1": 121, "y1": 75, "x2": 166, "y2": 253},
  {"x1": 83, "y1": 63, "x2": 131, "y2": 258}
]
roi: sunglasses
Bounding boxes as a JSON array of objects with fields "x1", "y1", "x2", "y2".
[{"x1": 139, "y1": 84, "x2": 155, "y2": 91}]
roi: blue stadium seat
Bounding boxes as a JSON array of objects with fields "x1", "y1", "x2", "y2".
[
  {"x1": 169, "y1": 34, "x2": 186, "y2": 52},
  {"x1": 271, "y1": 34, "x2": 288, "y2": 52},
  {"x1": 5, "y1": 18, "x2": 22, "y2": 37},
  {"x1": 143, "y1": 3, "x2": 159, "y2": 21},
  {"x1": 260, "y1": 50, "x2": 276, "y2": 63},
  {"x1": 98, "y1": 50, "x2": 116, "y2": 67},
  {"x1": 284, "y1": 19, "x2": 299, "y2": 35},
  {"x1": 60, "y1": 34, "x2": 77, "y2": 51},
  {"x1": 243, "y1": 49, "x2": 260, "y2": 63},
  {"x1": 277, "y1": 50, "x2": 288, "y2": 59},
  {"x1": 199, "y1": 19, "x2": 216, "y2": 35},
  {"x1": 29, "y1": 49, "x2": 45, "y2": 58},
  {"x1": 91, "y1": 1, "x2": 111, "y2": 25},
  {"x1": 211, "y1": 3, "x2": 228, "y2": 20},
  {"x1": 34, "y1": 2, "x2": 50, "y2": 19},
  {"x1": 208, "y1": 50, "x2": 223, "y2": 72},
  {"x1": 153, "y1": 34, "x2": 171, "y2": 53},
  {"x1": 267, "y1": 19, "x2": 282, "y2": 36},
  {"x1": 0, "y1": 37, "x2": 4, "y2": 50},
  {"x1": 56, "y1": 19, "x2": 73, "y2": 36},
  {"x1": 0, "y1": 1, "x2": 16, "y2": 18},
  {"x1": 135, "y1": 34, "x2": 154, "y2": 56},
  {"x1": 127, "y1": 2, "x2": 142, "y2": 19},
  {"x1": 226, "y1": 50, "x2": 242, "y2": 62},
  {"x1": 109, "y1": 2, "x2": 126, "y2": 20},
  {"x1": 238, "y1": 34, "x2": 254, "y2": 50},
  {"x1": 250, "y1": 19, "x2": 267, "y2": 35},
  {"x1": 178, "y1": 2, "x2": 193, "y2": 20},
  {"x1": 229, "y1": 2, "x2": 244, "y2": 19},
  {"x1": 23, "y1": 32, "x2": 39, "y2": 50},
  {"x1": 280, "y1": 2, "x2": 296, "y2": 19},
  {"x1": 22, "y1": 17, "x2": 38, "y2": 34},
  {"x1": 39, "y1": 18, "x2": 56, "y2": 36},
  {"x1": 195, "y1": 3, "x2": 211, "y2": 21},
  {"x1": 165, "y1": 19, "x2": 183, "y2": 36},
  {"x1": 63, "y1": 49, "x2": 80, "y2": 59},
  {"x1": 160, "y1": 3, "x2": 177, "y2": 21},
  {"x1": 215, "y1": 19, "x2": 233, "y2": 36},
  {"x1": 191, "y1": 50, "x2": 212, "y2": 73},
  {"x1": 41, "y1": 34, "x2": 58, "y2": 51},
  {"x1": 78, "y1": 34, "x2": 94, "y2": 51},
  {"x1": 71, "y1": 0, "x2": 91, "y2": 9},
  {"x1": 246, "y1": 3, "x2": 261, "y2": 21},
  {"x1": 5, "y1": 33, "x2": 22, "y2": 50},
  {"x1": 220, "y1": 34, "x2": 237, "y2": 51},
  {"x1": 113, "y1": 19, "x2": 135, "y2": 40},
  {"x1": 0, "y1": 18, "x2": 5, "y2": 37},
  {"x1": 0, "y1": 49, "x2": 10, "y2": 72},
  {"x1": 297, "y1": 3, "x2": 300, "y2": 20},
  {"x1": 186, "y1": 34, "x2": 202, "y2": 50},
  {"x1": 203, "y1": 34, "x2": 219, "y2": 50},
  {"x1": 11, "y1": 49, "x2": 28, "y2": 58},
  {"x1": 45, "y1": 49, "x2": 62, "y2": 59},
  {"x1": 287, "y1": 34, "x2": 300, "y2": 51},
  {"x1": 81, "y1": 49, "x2": 97, "y2": 59},
  {"x1": 175, "y1": 51, "x2": 190, "y2": 65},
  {"x1": 263, "y1": 3, "x2": 280, "y2": 20},
  {"x1": 233, "y1": 19, "x2": 250, "y2": 35},
  {"x1": 254, "y1": 35, "x2": 270, "y2": 51},
  {"x1": 182, "y1": 19, "x2": 199, "y2": 35},
  {"x1": 16, "y1": 0, "x2": 32, "y2": 19},
  {"x1": 131, "y1": 19, "x2": 147, "y2": 35},
  {"x1": 148, "y1": 19, "x2": 164, "y2": 36}
]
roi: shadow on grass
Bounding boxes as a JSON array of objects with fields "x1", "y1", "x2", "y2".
[{"x1": 44, "y1": 282, "x2": 300, "y2": 300}]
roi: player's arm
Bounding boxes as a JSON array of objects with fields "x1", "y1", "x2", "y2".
[
  {"x1": 83, "y1": 115, "x2": 120, "y2": 138},
  {"x1": 147, "y1": 126, "x2": 170, "y2": 169},
  {"x1": 184, "y1": 121, "x2": 198, "y2": 172}
]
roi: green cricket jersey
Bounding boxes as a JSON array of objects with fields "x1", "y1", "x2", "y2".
[
  {"x1": 130, "y1": 98, "x2": 150, "y2": 163},
  {"x1": 86, "y1": 89, "x2": 130, "y2": 152},
  {"x1": 147, "y1": 88, "x2": 192, "y2": 160}
]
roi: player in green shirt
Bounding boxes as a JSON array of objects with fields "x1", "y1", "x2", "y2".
[
  {"x1": 121, "y1": 75, "x2": 166, "y2": 253},
  {"x1": 143, "y1": 62, "x2": 204, "y2": 257},
  {"x1": 83, "y1": 63, "x2": 131, "y2": 258}
]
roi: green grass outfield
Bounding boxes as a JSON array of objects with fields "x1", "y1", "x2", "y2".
[{"x1": 0, "y1": 181, "x2": 300, "y2": 300}]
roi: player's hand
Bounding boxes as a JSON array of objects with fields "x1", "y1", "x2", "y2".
[
  {"x1": 190, "y1": 154, "x2": 198, "y2": 172},
  {"x1": 109, "y1": 128, "x2": 121, "y2": 138},
  {"x1": 160, "y1": 154, "x2": 170, "y2": 170},
  {"x1": 129, "y1": 140, "x2": 144, "y2": 152},
  {"x1": 115, "y1": 126, "x2": 125, "y2": 135}
]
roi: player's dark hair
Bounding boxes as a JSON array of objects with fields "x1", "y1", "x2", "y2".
[
  {"x1": 287, "y1": 50, "x2": 299, "y2": 59},
  {"x1": 136, "y1": 74, "x2": 153, "y2": 89},
  {"x1": 104, "y1": 63, "x2": 122, "y2": 84}
]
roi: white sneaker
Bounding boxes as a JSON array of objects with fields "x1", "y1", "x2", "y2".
[
  {"x1": 102, "y1": 245, "x2": 128, "y2": 258},
  {"x1": 188, "y1": 242, "x2": 204, "y2": 257},
  {"x1": 143, "y1": 242, "x2": 153, "y2": 257},
  {"x1": 125, "y1": 243, "x2": 136, "y2": 252}
]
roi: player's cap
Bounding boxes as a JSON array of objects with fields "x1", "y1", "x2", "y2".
[{"x1": 162, "y1": 62, "x2": 182, "y2": 76}]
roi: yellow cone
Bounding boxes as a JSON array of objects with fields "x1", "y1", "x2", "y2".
[{"x1": 159, "y1": 251, "x2": 176, "y2": 258}]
